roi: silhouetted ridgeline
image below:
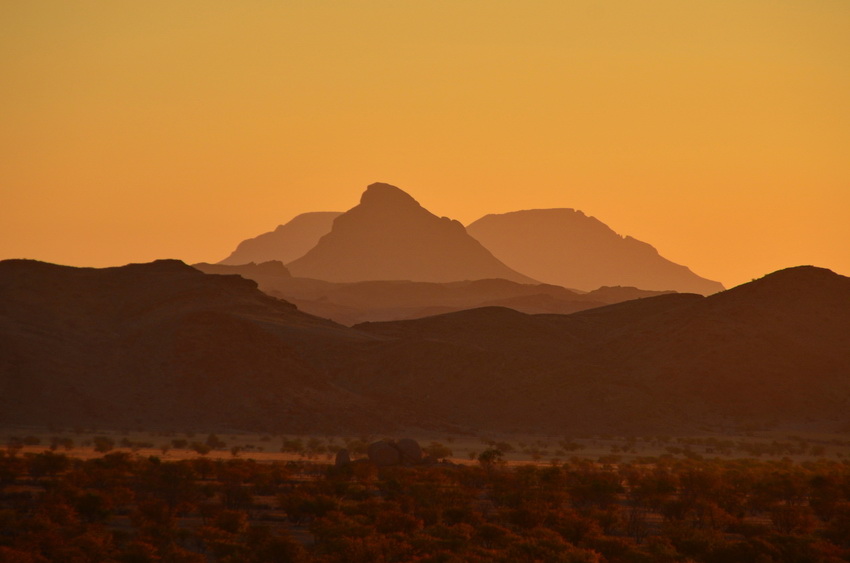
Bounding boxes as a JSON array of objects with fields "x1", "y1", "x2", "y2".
[
  {"x1": 1, "y1": 259, "x2": 848, "y2": 434},
  {"x1": 219, "y1": 182, "x2": 724, "y2": 294},
  {"x1": 467, "y1": 208, "x2": 724, "y2": 294}
]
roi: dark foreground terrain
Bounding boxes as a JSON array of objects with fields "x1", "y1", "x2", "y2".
[{"x1": 2, "y1": 447, "x2": 850, "y2": 562}]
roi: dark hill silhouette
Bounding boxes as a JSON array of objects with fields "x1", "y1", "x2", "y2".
[
  {"x1": 192, "y1": 261, "x2": 668, "y2": 324},
  {"x1": 0, "y1": 259, "x2": 394, "y2": 433},
  {"x1": 3, "y1": 259, "x2": 848, "y2": 435},
  {"x1": 219, "y1": 211, "x2": 341, "y2": 265},
  {"x1": 467, "y1": 208, "x2": 724, "y2": 294},
  {"x1": 351, "y1": 266, "x2": 850, "y2": 432},
  {"x1": 286, "y1": 183, "x2": 537, "y2": 284}
]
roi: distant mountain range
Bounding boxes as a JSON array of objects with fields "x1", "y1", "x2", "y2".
[
  {"x1": 218, "y1": 182, "x2": 723, "y2": 294},
  {"x1": 2, "y1": 258, "x2": 848, "y2": 434},
  {"x1": 194, "y1": 261, "x2": 670, "y2": 325}
]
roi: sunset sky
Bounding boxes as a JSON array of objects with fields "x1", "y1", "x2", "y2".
[{"x1": 2, "y1": 1, "x2": 848, "y2": 288}]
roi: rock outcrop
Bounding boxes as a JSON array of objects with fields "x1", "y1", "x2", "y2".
[
  {"x1": 366, "y1": 438, "x2": 426, "y2": 467},
  {"x1": 367, "y1": 440, "x2": 402, "y2": 467},
  {"x1": 334, "y1": 448, "x2": 351, "y2": 467},
  {"x1": 396, "y1": 438, "x2": 423, "y2": 464}
]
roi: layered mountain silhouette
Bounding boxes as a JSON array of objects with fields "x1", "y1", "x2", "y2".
[
  {"x1": 467, "y1": 209, "x2": 724, "y2": 294},
  {"x1": 218, "y1": 183, "x2": 723, "y2": 294},
  {"x1": 3, "y1": 259, "x2": 849, "y2": 434},
  {"x1": 219, "y1": 211, "x2": 341, "y2": 265},
  {"x1": 193, "y1": 260, "x2": 293, "y2": 287},
  {"x1": 286, "y1": 183, "x2": 537, "y2": 283},
  {"x1": 350, "y1": 266, "x2": 850, "y2": 433},
  {"x1": 193, "y1": 261, "x2": 669, "y2": 325}
]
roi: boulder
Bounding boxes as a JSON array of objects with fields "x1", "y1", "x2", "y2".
[
  {"x1": 334, "y1": 448, "x2": 351, "y2": 467},
  {"x1": 421, "y1": 455, "x2": 438, "y2": 465},
  {"x1": 368, "y1": 440, "x2": 401, "y2": 467},
  {"x1": 396, "y1": 438, "x2": 423, "y2": 465}
]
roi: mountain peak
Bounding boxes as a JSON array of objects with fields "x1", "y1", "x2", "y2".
[
  {"x1": 360, "y1": 182, "x2": 419, "y2": 208},
  {"x1": 287, "y1": 183, "x2": 537, "y2": 284}
]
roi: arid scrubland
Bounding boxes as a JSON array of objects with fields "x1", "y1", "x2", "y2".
[{"x1": 4, "y1": 427, "x2": 850, "y2": 562}]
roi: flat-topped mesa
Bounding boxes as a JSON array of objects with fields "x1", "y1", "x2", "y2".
[
  {"x1": 467, "y1": 208, "x2": 724, "y2": 295},
  {"x1": 286, "y1": 183, "x2": 537, "y2": 284}
]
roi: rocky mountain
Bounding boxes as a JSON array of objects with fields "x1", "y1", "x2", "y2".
[
  {"x1": 3, "y1": 259, "x2": 848, "y2": 435},
  {"x1": 286, "y1": 183, "x2": 537, "y2": 284},
  {"x1": 467, "y1": 208, "x2": 724, "y2": 294},
  {"x1": 219, "y1": 211, "x2": 341, "y2": 265}
]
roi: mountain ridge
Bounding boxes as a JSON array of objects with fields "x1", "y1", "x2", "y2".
[
  {"x1": 467, "y1": 208, "x2": 724, "y2": 294},
  {"x1": 3, "y1": 259, "x2": 847, "y2": 434}
]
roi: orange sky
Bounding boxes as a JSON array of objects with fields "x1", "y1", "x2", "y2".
[{"x1": 2, "y1": 1, "x2": 848, "y2": 288}]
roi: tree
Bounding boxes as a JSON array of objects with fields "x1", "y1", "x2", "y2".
[
  {"x1": 424, "y1": 441, "x2": 453, "y2": 460},
  {"x1": 478, "y1": 448, "x2": 504, "y2": 467},
  {"x1": 205, "y1": 433, "x2": 226, "y2": 450},
  {"x1": 93, "y1": 436, "x2": 114, "y2": 453}
]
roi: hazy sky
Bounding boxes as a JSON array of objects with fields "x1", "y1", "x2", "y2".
[{"x1": 2, "y1": 1, "x2": 848, "y2": 288}]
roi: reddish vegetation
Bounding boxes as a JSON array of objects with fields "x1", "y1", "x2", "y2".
[{"x1": 3, "y1": 450, "x2": 850, "y2": 562}]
